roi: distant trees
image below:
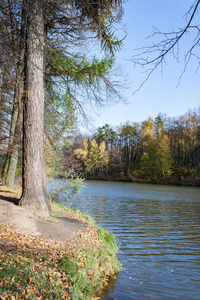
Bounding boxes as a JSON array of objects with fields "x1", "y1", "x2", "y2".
[
  {"x1": 74, "y1": 138, "x2": 109, "y2": 178},
  {"x1": 72, "y1": 110, "x2": 200, "y2": 184}
]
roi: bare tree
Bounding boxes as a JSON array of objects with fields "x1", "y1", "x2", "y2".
[{"x1": 131, "y1": 0, "x2": 200, "y2": 92}]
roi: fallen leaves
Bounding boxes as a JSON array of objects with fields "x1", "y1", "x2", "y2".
[
  {"x1": 0, "y1": 210, "x2": 103, "y2": 299},
  {"x1": 0, "y1": 186, "x2": 119, "y2": 299},
  {"x1": 0, "y1": 222, "x2": 73, "y2": 299}
]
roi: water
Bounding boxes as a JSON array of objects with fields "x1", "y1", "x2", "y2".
[{"x1": 49, "y1": 180, "x2": 200, "y2": 299}]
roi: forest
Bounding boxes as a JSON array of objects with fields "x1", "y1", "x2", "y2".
[{"x1": 46, "y1": 110, "x2": 200, "y2": 186}]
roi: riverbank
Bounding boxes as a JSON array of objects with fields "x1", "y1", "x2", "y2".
[
  {"x1": 85, "y1": 176, "x2": 200, "y2": 187},
  {"x1": 67, "y1": 179, "x2": 200, "y2": 299},
  {"x1": 0, "y1": 185, "x2": 120, "y2": 299}
]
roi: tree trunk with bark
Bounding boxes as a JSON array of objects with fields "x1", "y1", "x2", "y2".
[
  {"x1": 5, "y1": 98, "x2": 23, "y2": 189},
  {"x1": 2, "y1": 94, "x2": 19, "y2": 184},
  {"x1": 2, "y1": 0, "x2": 26, "y2": 187},
  {"x1": 19, "y1": 0, "x2": 51, "y2": 217},
  {"x1": 0, "y1": 59, "x2": 5, "y2": 152}
]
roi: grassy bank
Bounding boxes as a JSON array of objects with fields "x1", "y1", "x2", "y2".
[{"x1": 0, "y1": 198, "x2": 120, "y2": 300}]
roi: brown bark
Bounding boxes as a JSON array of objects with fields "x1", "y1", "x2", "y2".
[
  {"x1": 19, "y1": 0, "x2": 51, "y2": 217},
  {"x1": 3, "y1": 63, "x2": 24, "y2": 188},
  {"x1": 5, "y1": 98, "x2": 23, "y2": 189},
  {"x1": 2, "y1": 94, "x2": 19, "y2": 184},
  {"x1": 2, "y1": 0, "x2": 26, "y2": 187}
]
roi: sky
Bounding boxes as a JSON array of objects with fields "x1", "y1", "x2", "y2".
[{"x1": 80, "y1": 0, "x2": 200, "y2": 133}]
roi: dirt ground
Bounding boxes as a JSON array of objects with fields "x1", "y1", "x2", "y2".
[{"x1": 0, "y1": 185, "x2": 96, "y2": 244}]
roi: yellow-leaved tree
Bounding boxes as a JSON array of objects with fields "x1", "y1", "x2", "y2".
[{"x1": 75, "y1": 138, "x2": 109, "y2": 178}]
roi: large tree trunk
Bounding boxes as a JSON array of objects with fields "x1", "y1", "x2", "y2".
[{"x1": 19, "y1": 0, "x2": 51, "y2": 217}]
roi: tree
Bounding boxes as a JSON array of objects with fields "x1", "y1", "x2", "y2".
[
  {"x1": 131, "y1": 1, "x2": 200, "y2": 90},
  {"x1": 62, "y1": 134, "x2": 84, "y2": 176},
  {"x1": 120, "y1": 124, "x2": 137, "y2": 180},
  {"x1": 74, "y1": 137, "x2": 89, "y2": 172},
  {"x1": 140, "y1": 139, "x2": 158, "y2": 180},
  {"x1": 75, "y1": 138, "x2": 99, "y2": 176},
  {"x1": 99, "y1": 141, "x2": 109, "y2": 178},
  {"x1": 0, "y1": 0, "x2": 124, "y2": 216},
  {"x1": 74, "y1": 137, "x2": 109, "y2": 178},
  {"x1": 158, "y1": 135, "x2": 173, "y2": 179},
  {"x1": 2, "y1": 0, "x2": 25, "y2": 189},
  {"x1": 18, "y1": 0, "x2": 52, "y2": 216},
  {"x1": 87, "y1": 139, "x2": 100, "y2": 175}
]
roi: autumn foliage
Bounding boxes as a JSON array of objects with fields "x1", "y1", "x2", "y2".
[{"x1": 73, "y1": 112, "x2": 200, "y2": 184}]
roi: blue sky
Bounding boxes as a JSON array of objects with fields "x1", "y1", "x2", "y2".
[{"x1": 82, "y1": 0, "x2": 200, "y2": 132}]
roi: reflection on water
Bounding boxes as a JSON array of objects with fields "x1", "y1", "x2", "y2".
[{"x1": 51, "y1": 180, "x2": 200, "y2": 299}]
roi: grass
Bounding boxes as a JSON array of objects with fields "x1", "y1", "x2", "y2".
[
  {"x1": 52, "y1": 209, "x2": 60, "y2": 217},
  {"x1": 0, "y1": 200, "x2": 121, "y2": 299},
  {"x1": 52, "y1": 201, "x2": 96, "y2": 224},
  {"x1": 0, "y1": 253, "x2": 65, "y2": 299},
  {"x1": 51, "y1": 201, "x2": 121, "y2": 299}
]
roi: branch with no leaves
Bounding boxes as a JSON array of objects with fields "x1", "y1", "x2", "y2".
[{"x1": 130, "y1": 0, "x2": 200, "y2": 93}]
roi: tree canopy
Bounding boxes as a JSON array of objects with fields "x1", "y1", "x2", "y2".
[{"x1": 0, "y1": 0, "x2": 125, "y2": 216}]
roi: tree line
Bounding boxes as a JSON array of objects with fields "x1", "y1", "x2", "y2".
[{"x1": 67, "y1": 111, "x2": 200, "y2": 185}]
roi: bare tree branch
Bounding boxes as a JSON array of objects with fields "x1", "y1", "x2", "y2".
[{"x1": 130, "y1": 0, "x2": 200, "y2": 93}]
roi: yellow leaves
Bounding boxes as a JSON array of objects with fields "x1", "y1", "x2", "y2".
[
  {"x1": 75, "y1": 138, "x2": 109, "y2": 172},
  {"x1": 27, "y1": 276, "x2": 33, "y2": 283},
  {"x1": 104, "y1": 275, "x2": 109, "y2": 281},
  {"x1": 0, "y1": 215, "x2": 99, "y2": 297},
  {"x1": 99, "y1": 141, "x2": 109, "y2": 166},
  {"x1": 74, "y1": 137, "x2": 89, "y2": 161}
]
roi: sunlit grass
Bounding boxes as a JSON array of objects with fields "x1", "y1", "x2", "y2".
[{"x1": 0, "y1": 201, "x2": 120, "y2": 299}]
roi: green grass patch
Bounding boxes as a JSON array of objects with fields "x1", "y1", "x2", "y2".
[
  {"x1": 0, "y1": 203, "x2": 121, "y2": 299},
  {"x1": 0, "y1": 254, "x2": 65, "y2": 299},
  {"x1": 52, "y1": 201, "x2": 121, "y2": 297},
  {"x1": 52, "y1": 209, "x2": 60, "y2": 217}
]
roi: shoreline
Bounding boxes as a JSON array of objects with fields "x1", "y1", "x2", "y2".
[
  {"x1": 0, "y1": 185, "x2": 120, "y2": 299},
  {"x1": 84, "y1": 177, "x2": 200, "y2": 187}
]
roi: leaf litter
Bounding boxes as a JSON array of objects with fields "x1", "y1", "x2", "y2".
[{"x1": 0, "y1": 187, "x2": 115, "y2": 300}]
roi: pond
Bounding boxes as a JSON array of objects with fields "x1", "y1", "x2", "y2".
[{"x1": 49, "y1": 180, "x2": 200, "y2": 299}]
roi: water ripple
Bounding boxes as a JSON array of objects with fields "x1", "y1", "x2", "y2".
[{"x1": 56, "y1": 180, "x2": 200, "y2": 299}]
